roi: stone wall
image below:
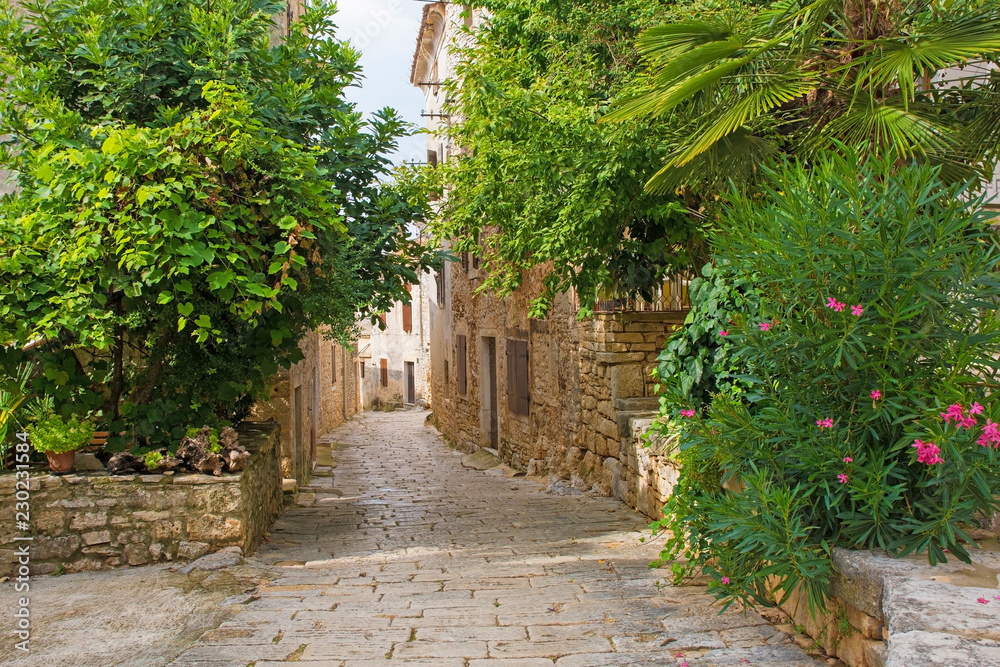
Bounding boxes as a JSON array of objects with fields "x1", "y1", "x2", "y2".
[
  {"x1": 0, "y1": 423, "x2": 281, "y2": 576},
  {"x1": 251, "y1": 330, "x2": 357, "y2": 486}
]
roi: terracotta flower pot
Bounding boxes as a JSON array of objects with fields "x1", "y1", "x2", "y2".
[{"x1": 45, "y1": 450, "x2": 77, "y2": 474}]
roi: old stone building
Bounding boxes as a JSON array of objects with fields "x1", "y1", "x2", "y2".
[
  {"x1": 414, "y1": 3, "x2": 689, "y2": 519},
  {"x1": 356, "y1": 264, "x2": 435, "y2": 410}
]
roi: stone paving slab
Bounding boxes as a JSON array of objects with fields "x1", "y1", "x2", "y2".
[{"x1": 168, "y1": 410, "x2": 822, "y2": 666}]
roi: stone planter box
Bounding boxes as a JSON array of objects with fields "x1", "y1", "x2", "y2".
[
  {"x1": 775, "y1": 547, "x2": 1000, "y2": 666},
  {"x1": 0, "y1": 422, "x2": 281, "y2": 576}
]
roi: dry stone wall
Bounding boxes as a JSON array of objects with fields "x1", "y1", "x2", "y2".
[
  {"x1": 0, "y1": 422, "x2": 281, "y2": 576},
  {"x1": 432, "y1": 253, "x2": 686, "y2": 520}
]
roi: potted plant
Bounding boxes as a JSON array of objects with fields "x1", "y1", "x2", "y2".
[{"x1": 29, "y1": 411, "x2": 96, "y2": 474}]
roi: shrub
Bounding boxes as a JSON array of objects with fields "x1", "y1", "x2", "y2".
[
  {"x1": 29, "y1": 412, "x2": 95, "y2": 454},
  {"x1": 0, "y1": 0, "x2": 439, "y2": 449},
  {"x1": 655, "y1": 153, "x2": 1000, "y2": 613}
]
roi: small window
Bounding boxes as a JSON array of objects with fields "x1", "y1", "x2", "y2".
[
  {"x1": 435, "y1": 269, "x2": 446, "y2": 307},
  {"x1": 331, "y1": 345, "x2": 337, "y2": 385},
  {"x1": 379, "y1": 312, "x2": 387, "y2": 329},
  {"x1": 472, "y1": 253, "x2": 480, "y2": 270},
  {"x1": 461, "y1": 251, "x2": 469, "y2": 272},
  {"x1": 506, "y1": 339, "x2": 529, "y2": 416},
  {"x1": 428, "y1": 149, "x2": 438, "y2": 168},
  {"x1": 380, "y1": 358, "x2": 388, "y2": 387},
  {"x1": 402, "y1": 284, "x2": 413, "y2": 333},
  {"x1": 360, "y1": 361, "x2": 365, "y2": 379},
  {"x1": 456, "y1": 335, "x2": 468, "y2": 396}
]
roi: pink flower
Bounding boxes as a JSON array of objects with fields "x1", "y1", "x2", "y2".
[
  {"x1": 959, "y1": 415, "x2": 977, "y2": 429},
  {"x1": 759, "y1": 322, "x2": 772, "y2": 332},
  {"x1": 679, "y1": 409, "x2": 696, "y2": 418},
  {"x1": 851, "y1": 305, "x2": 864, "y2": 316},
  {"x1": 942, "y1": 403, "x2": 965, "y2": 424},
  {"x1": 816, "y1": 417, "x2": 834, "y2": 429},
  {"x1": 871, "y1": 390, "x2": 881, "y2": 400},
  {"x1": 719, "y1": 330, "x2": 728, "y2": 337},
  {"x1": 837, "y1": 473, "x2": 849, "y2": 484},
  {"x1": 995, "y1": 595, "x2": 1000, "y2": 601},
  {"x1": 978, "y1": 597, "x2": 989, "y2": 604},
  {"x1": 912, "y1": 439, "x2": 944, "y2": 465},
  {"x1": 978, "y1": 420, "x2": 1000, "y2": 449},
  {"x1": 843, "y1": 457, "x2": 853, "y2": 463},
  {"x1": 970, "y1": 402, "x2": 984, "y2": 415},
  {"x1": 721, "y1": 576, "x2": 730, "y2": 585},
  {"x1": 825, "y1": 297, "x2": 845, "y2": 311}
]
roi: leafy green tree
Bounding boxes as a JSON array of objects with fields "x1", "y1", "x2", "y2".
[
  {"x1": 430, "y1": 0, "x2": 715, "y2": 315},
  {"x1": 656, "y1": 153, "x2": 1000, "y2": 611},
  {"x1": 0, "y1": 0, "x2": 438, "y2": 449},
  {"x1": 608, "y1": 0, "x2": 1000, "y2": 193}
]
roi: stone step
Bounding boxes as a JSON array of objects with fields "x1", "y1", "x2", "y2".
[{"x1": 614, "y1": 397, "x2": 660, "y2": 413}]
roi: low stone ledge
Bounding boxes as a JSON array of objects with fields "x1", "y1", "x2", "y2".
[
  {"x1": 777, "y1": 546, "x2": 1000, "y2": 666},
  {"x1": 0, "y1": 421, "x2": 281, "y2": 576}
]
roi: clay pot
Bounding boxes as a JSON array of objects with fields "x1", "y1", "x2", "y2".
[{"x1": 45, "y1": 450, "x2": 76, "y2": 474}]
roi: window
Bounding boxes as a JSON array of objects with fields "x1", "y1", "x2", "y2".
[
  {"x1": 360, "y1": 361, "x2": 365, "y2": 379},
  {"x1": 461, "y1": 251, "x2": 469, "y2": 272},
  {"x1": 472, "y1": 253, "x2": 480, "y2": 270},
  {"x1": 428, "y1": 149, "x2": 438, "y2": 168},
  {"x1": 456, "y1": 335, "x2": 468, "y2": 396},
  {"x1": 435, "y1": 269, "x2": 446, "y2": 307},
  {"x1": 379, "y1": 312, "x2": 387, "y2": 329},
  {"x1": 331, "y1": 345, "x2": 337, "y2": 385},
  {"x1": 380, "y1": 358, "x2": 388, "y2": 387},
  {"x1": 402, "y1": 284, "x2": 413, "y2": 333},
  {"x1": 506, "y1": 339, "x2": 529, "y2": 416}
]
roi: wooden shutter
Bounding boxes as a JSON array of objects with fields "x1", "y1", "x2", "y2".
[
  {"x1": 380, "y1": 358, "x2": 388, "y2": 387},
  {"x1": 456, "y1": 335, "x2": 467, "y2": 395},
  {"x1": 461, "y1": 251, "x2": 469, "y2": 272},
  {"x1": 506, "y1": 339, "x2": 529, "y2": 415},
  {"x1": 402, "y1": 285, "x2": 413, "y2": 333},
  {"x1": 379, "y1": 312, "x2": 387, "y2": 329},
  {"x1": 331, "y1": 345, "x2": 337, "y2": 385},
  {"x1": 360, "y1": 361, "x2": 365, "y2": 379}
]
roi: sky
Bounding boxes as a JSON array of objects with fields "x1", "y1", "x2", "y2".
[{"x1": 334, "y1": 0, "x2": 430, "y2": 166}]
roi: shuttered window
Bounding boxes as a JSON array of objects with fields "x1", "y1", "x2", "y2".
[
  {"x1": 402, "y1": 284, "x2": 413, "y2": 333},
  {"x1": 456, "y1": 335, "x2": 468, "y2": 396},
  {"x1": 360, "y1": 361, "x2": 365, "y2": 379},
  {"x1": 461, "y1": 251, "x2": 469, "y2": 272},
  {"x1": 506, "y1": 339, "x2": 529, "y2": 416},
  {"x1": 379, "y1": 312, "x2": 387, "y2": 329},
  {"x1": 380, "y1": 358, "x2": 388, "y2": 387}
]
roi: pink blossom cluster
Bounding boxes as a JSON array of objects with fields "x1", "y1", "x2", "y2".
[
  {"x1": 871, "y1": 390, "x2": 881, "y2": 400},
  {"x1": 979, "y1": 420, "x2": 1000, "y2": 449},
  {"x1": 759, "y1": 322, "x2": 772, "y2": 332},
  {"x1": 825, "y1": 297, "x2": 864, "y2": 316},
  {"x1": 941, "y1": 402, "x2": 980, "y2": 429},
  {"x1": 816, "y1": 417, "x2": 834, "y2": 428},
  {"x1": 912, "y1": 439, "x2": 944, "y2": 465},
  {"x1": 837, "y1": 473, "x2": 849, "y2": 484},
  {"x1": 679, "y1": 409, "x2": 696, "y2": 418}
]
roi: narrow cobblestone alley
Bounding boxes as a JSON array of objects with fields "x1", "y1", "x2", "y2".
[{"x1": 169, "y1": 410, "x2": 821, "y2": 667}]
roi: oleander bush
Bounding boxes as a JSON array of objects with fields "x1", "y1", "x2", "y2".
[{"x1": 653, "y1": 153, "x2": 1000, "y2": 612}]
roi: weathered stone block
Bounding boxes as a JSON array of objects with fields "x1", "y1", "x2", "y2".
[
  {"x1": 81, "y1": 530, "x2": 111, "y2": 546},
  {"x1": 134, "y1": 510, "x2": 171, "y2": 522},
  {"x1": 69, "y1": 511, "x2": 107, "y2": 530},
  {"x1": 177, "y1": 541, "x2": 211, "y2": 560},
  {"x1": 154, "y1": 520, "x2": 184, "y2": 540},
  {"x1": 188, "y1": 516, "x2": 243, "y2": 543},
  {"x1": 33, "y1": 535, "x2": 80, "y2": 559},
  {"x1": 124, "y1": 542, "x2": 150, "y2": 566}
]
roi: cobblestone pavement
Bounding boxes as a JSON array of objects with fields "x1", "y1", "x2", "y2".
[{"x1": 170, "y1": 410, "x2": 821, "y2": 667}]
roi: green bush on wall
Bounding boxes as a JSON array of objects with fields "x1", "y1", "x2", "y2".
[{"x1": 655, "y1": 153, "x2": 1000, "y2": 613}]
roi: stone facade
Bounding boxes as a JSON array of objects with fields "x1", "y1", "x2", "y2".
[
  {"x1": 414, "y1": 2, "x2": 686, "y2": 520},
  {"x1": 0, "y1": 423, "x2": 281, "y2": 576},
  {"x1": 357, "y1": 267, "x2": 435, "y2": 410},
  {"x1": 251, "y1": 330, "x2": 358, "y2": 487}
]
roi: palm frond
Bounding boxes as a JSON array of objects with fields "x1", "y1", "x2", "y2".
[
  {"x1": 856, "y1": 12, "x2": 1000, "y2": 103},
  {"x1": 668, "y1": 73, "x2": 816, "y2": 168},
  {"x1": 636, "y1": 21, "x2": 734, "y2": 65},
  {"x1": 818, "y1": 100, "x2": 960, "y2": 159},
  {"x1": 645, "y1": 129, "x2": 780, "y2": 195}
]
